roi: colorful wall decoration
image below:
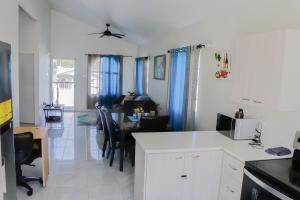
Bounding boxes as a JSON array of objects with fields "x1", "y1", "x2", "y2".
[{"x1": 214, "y1": 51, "x2": 231, "y2": 79}]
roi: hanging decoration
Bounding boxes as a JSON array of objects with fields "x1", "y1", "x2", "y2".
[{"x1": 214, "y1": 51, "x2": 231, "y2": 79}]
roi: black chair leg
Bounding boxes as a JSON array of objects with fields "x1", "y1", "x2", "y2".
[
  {"x1": 18, "y1": 181, "x2": 33, "y2": 196},
  {"x1": 15, "y1": 165, "x2": 43, "y2": 196},
  {"x1": 130, "y1": 141, "x2": 135, "y2": 166},
  {"x1": 110, "y1": 145, "x2": 115, "y2": 166},
  {"x1": 106, "y1": 147, "x2": 111, "y2": 159},
  {"x1": 16, "y1": 166, "x2": 33, "y2": 196},
  {"x1": 102, "y1": 138, "x2": 108, "y2": 157},
  {"x1": 24, "y1": 177, "x2": 43, "y2": 185}
]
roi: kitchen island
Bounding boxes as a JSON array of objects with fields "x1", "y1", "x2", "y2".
[{"x1": 132, "y1": 131, "x2": 291, "y2": 200}]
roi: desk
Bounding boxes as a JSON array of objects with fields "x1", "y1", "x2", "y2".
[
  {"x1": 13, "y1": 127, "x2": 49, "y2": 187},
  {"x1": 43, "y1": 105, "x2": 64, "y2": 122}
]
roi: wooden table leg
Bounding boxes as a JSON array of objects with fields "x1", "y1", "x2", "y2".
[{"x1": 41, "y1": 136, "x2": 49, "y2": 187}]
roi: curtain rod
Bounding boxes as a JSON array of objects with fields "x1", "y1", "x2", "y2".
[
  {"x1": 167, "y1": 44, "x2": 205, "y2": 53},
  {"x1": 136, "y1": 56, "x2": 149, "y2": 60},
  {"x1": 85, "y1": 53, "x2": 132, "y2": 58}
]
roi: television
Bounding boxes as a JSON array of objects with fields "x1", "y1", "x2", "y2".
[{"x1": 0, "y1": 41, "x2": 12, "y2": 127}]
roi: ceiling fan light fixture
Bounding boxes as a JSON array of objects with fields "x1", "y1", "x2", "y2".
[{"x1": 88, "y1": 23, "x2": 125, "y2": 39}]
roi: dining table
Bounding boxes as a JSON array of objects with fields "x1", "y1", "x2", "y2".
[{"x1": 111, "y1": 112, "x2": 140, "y2": 171}]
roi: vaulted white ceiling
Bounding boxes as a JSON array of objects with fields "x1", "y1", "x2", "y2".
[{"x1": 48, "y1": 0, "x2": 300, "y2": 44}]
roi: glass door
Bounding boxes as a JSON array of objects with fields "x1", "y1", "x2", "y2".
[{"x1": 51, "y1": 59, "x2": 75, "y2": 111}]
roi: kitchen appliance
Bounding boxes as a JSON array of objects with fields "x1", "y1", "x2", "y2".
[
  {"x1": 235, "y1": 108, "x2": 244, "y2": 119},
  {"x1": 216, "y1": 113, "x2": 257, "y2": 140},
  {"x1": 0, "y1": 41, "x2": 17, "y2": 200},
  {"x1": 240, "y1": 132, "x2": 300, "y2": 200}
]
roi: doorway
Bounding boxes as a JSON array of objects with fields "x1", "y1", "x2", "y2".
[
  {"x1": 51, "y1": 59, "x2": 75, "y2": 111},
  {"x1": 18, "y1": 7, "x2": 38, "y2": 125},
  {"x1": 19, "y1": 54, "x2": 35, "y2": 123}
]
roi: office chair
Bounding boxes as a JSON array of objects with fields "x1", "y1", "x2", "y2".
[{"x1": 14, "y1": 132, "x2": 43, "y2": 196}]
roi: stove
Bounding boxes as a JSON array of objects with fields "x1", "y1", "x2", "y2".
[
  {"x1": 242, "y1": 158, "x2": 300, "y2": 199},
  {"x1": 241, "y1": 132, "x2": 300, "y2": 200}
]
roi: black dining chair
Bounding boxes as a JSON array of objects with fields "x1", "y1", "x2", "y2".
[
  {"x1": 14, "y1": 132, "x2": 43, "y2": 196},
  {"x1": 95, "y1": 103, "x2": 103, "y2": 131},
  {"x1": 100, "y1": 106, "x2": 122, "y2": 158},
  {"x1": 103, "y1": 108, "x2": 121, "y2": 166},
  {"x1": 98, "y1": 107, "x2": 110, "y2": 158}
]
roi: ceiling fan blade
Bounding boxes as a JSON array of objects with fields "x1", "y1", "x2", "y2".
[
  {"x1": 112, "y1": 35, "x2": 123, "y2": 39},
  {"x1": 99, "y1": 34, "x2": 105, "y2": 38},
  {"x1": 112, "y1": 33, "x2": 125, "y2": 37},
  {"x1": 88, "y1": 32, "x2": 104, "y2": 35}
]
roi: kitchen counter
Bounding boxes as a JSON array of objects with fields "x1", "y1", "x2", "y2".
[{"x1": 132, "y1": 131, "x2": 292, "y2": 163}]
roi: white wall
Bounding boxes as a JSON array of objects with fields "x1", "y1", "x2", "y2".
[
  {"x1": 0, "y1": 0, "x2": 50, "y2": 126},
  {"x1": 51, "y1": 10, "x2": 138, "y2": 111},
  {"x1": 0, "y1": 0, "x2": 19, "y2": 125},
  {"x1": 19, "y1": 8, "x2": 38, "y2": 54},
  {"x1": 138, "y1": 15, "x2": 300, "y2": 149},
  {"x1": 19, "y1": 0, "x2": 51, "y2": 125},
  {"x1": 19, "y1": 8, "x2": 38, "y2": 124}
]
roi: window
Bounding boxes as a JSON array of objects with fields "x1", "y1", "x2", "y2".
[
  {"x1": 87, "y1": 56, "x2": 100, "y2": 109},
  {"x1": 51, "y1": 59, "x2": 75, "y2": 109},
  {"x1": 99, "y1": 55, "x2": 122, "y2": 108},
  {"x1": 87, "y1": 55, "x2": 122, "y2": 109},
  {"x1": 135, "y1": 57, "x2": 149, "y2": 96}
]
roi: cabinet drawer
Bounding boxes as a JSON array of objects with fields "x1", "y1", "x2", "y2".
[
  {"x1": 222, "y1": 153, "x2": 244, "y2": 183},
  {"x1": 219, "y1": 174, "x2": 242, "y2": 200}
]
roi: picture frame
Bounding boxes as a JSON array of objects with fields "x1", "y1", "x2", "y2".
[{"x1": 153, "y1": 55, "x2": 166, "y2": 80}]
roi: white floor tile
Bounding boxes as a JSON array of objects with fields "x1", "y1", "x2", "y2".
[{"x1": 17, "y1": 112, "x2": 134, "y2": 200}]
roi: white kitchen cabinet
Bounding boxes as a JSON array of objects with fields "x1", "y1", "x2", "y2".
[
  {"x1": 139, "y1": 150, "x2": 223, "y2": 200},
  {"x1": 218, "y1": 153, "x2": 244, "y2": 200},
  {"x1": 232, "y1": 30, "x2": 300, "y2": 110},
  {"x1": 145, "y1": 153, "x2": 185, "y2": 200},
  {"x1": 183, "y1": 151, "x2": 223, "y2": 200}
]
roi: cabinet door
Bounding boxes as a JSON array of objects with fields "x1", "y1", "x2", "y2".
[
  {"x1": 232, "y1": 36, "x2": 256, "y2": 104},
  {"x1": 183, "y1": 151, "x2": 223, "y2": 200},
  {"x1": 249, "y1": 34, "x2": 265, "y2": 105},
  {"x1": 232, "y1": 40, "x2": 247, "y2": 103},
  {"x1": 145, "y1": 153, "x2": 185, "y2": 200},
  {"x1": 233, "y1": 32, "x2": 284, "y2": 109},
  {"x1": 248, "y1": 32, "x2": 283, "y2": 108}
]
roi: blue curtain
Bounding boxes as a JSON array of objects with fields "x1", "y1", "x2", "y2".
[
  {"x1": 169, "y1": 47, "x2": 189, "y2": 131},
  {"x1": 99, "y1": 55, "x2": 122, "y2": 108},
  {"x1": 135, "y1": 58, "x2": 144, "y2": 96}
]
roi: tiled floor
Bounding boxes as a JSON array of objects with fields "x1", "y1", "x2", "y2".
[{"x1": 17, "y1": 112, "x2": 134, "y2": 200}]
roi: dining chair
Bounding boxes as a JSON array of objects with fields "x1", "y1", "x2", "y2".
[
  {"x1": 95, "y1": 103, "x2": 103, "y2": 130},
  {"x1": 98, "y1": 107, "x2": 110, "y2": 158},
  {"x1": 103, "y1": 108, "x2": 121, "y2": 166}
]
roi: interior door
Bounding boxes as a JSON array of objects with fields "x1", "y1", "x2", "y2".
[
  {"x1": 183, "y1": 151, "x2": 223, "y2": 200},
  {"x1": 146, "y1": 153, "x2": 185, "y2": 200},
  {"x1": 19, "y1": 53, "x2": 35, "y2": 124}
]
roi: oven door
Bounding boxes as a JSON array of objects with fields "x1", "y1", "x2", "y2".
[{"x1": 241, "y1": 170, "x2": 293, "y2": 200}]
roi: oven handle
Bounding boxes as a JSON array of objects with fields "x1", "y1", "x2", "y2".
[{"x1": 244, "y1": 169, "x2": 293, "y2": 200}]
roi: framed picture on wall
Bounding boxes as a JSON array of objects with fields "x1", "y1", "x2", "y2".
[
  {"x1": 154, "y1": 55, "x2": 166, "y2": 80},
  {"x1": 214, "y1": 51, "x2": 231, "y2": 79}
]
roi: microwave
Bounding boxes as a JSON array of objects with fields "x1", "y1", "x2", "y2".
[{"x1": 216, "y1": 113, "x2": 257, "y2": 140}]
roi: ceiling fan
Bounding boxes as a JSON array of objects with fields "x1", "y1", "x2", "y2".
[{"x1": 88, "y1": 24, "x2": 125, "y2": 39}]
